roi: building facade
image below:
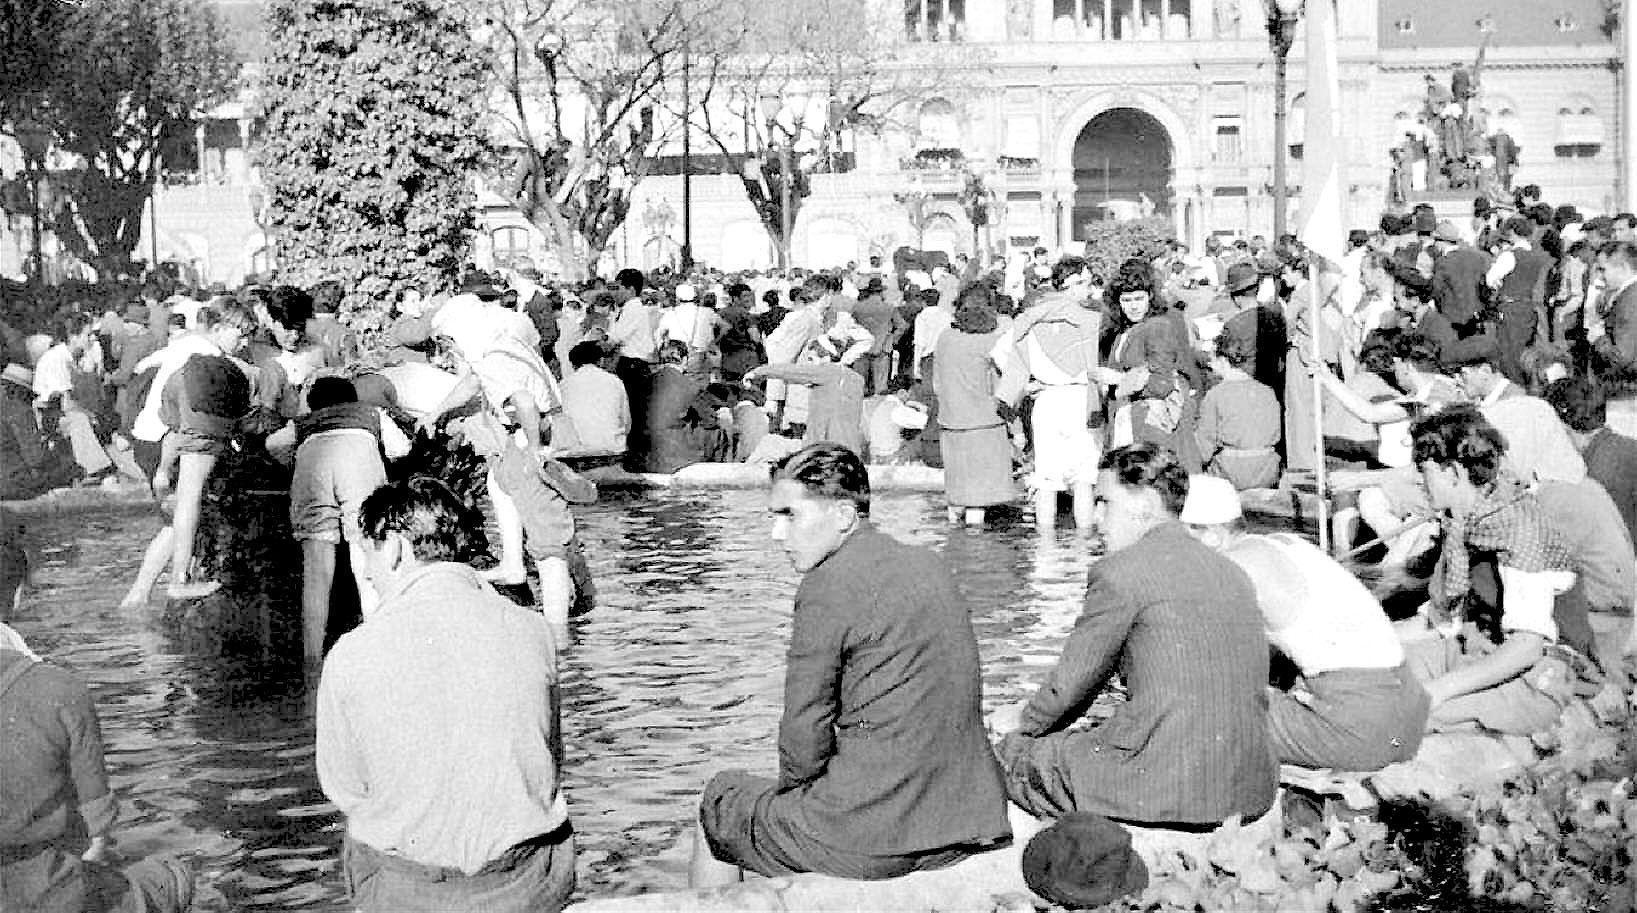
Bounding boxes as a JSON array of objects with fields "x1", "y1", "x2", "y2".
[{"x1": 620, "y1": 0, "x2": 1622, "y2": 271}]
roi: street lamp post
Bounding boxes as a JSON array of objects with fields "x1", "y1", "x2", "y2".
[
  {"x1": 893, "y1": 176, "x2": 931, "y2": 251},
  {"x1": 1264, "y1": 0, "x2": 1301, "y2": 243},
  {"x1": 958, "y1": 167, "x2": 995, "y2": 265},
  {"x1": 677, "y1": 1, "x2": 693, "y2": 271},
  {"x1": 16, "y1": 121, "x2": 51, "y2": 286}
]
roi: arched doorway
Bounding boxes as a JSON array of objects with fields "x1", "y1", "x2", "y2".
[{"x1": 1071, "y1": 107, "x2": 1172, "y2": 239}]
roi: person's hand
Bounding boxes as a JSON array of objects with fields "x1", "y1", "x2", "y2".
[
  {"x1": 81, "y1": 836, "x2": 111, "y2": 865},
  {"x1": 151, "y1": 468, "x2": 170, "y2": 493},
  {"x1": 1587, "y1": 321, "x2": 1607, "y2": 343},
  {"x1": 986, "y1": 699, "x2": 1029, "y2": 737},
  {"x1": 743, "y1": 366, "x2": 764, "y2": 381},
  {"x1": 415, "y1": 414, "x2": 439, "y2": 438}
]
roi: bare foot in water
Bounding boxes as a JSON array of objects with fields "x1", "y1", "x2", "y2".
[
  {"x1": 480, "y1": 566, "x2": 528, "y2": 586},
  {"x1": 166, "y1": 580, "x2": 221, "y2": 600}
]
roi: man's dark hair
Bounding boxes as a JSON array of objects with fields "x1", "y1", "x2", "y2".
[
  {"x1": 1599, "y1": 240, "x2": 1637, "y2": 268},
  {"x1": 1051, "y1": 256, "x2": 1087, "y2": 289},
  {"x1": 763, "y1": 289, "x2": 782, "y2": 307},
  {"x1": 616, "y1": 268, "x2": 646, "y2": 294},
  {"x1": 199, "y1": 300, "x2": 258, "y2": 334},
  {"x1": 1543, "y1": 377, "x2": 1606, "y2": 433},
  {"x1": 271, "y1": 285, "x2": 314, "y2": 328},
  {"x1": 658, "y1": 339, "x2": 689, "y2": 365},
  {"x1": 1213, "y1": 330, "x2": 1255, "y2": 369},
  {"x1": 1394, "y1": 333, "x2": 1444, "y2": 371},
  {"x1": 1615, "y1": 212, "x2": 1637, "y2": 228},
  {"x1": 53, "y1": 309, "x2": 95, "y2": 341},
  {"x1": 1411, "y1": 406, "x2": 1506, "y2": 488},
  {"x1": 1502, "y1": 215, "x2": 1535, "y2": 240},
  {"x1": 769, "y1": 442, "x2": 871, "y2": 516},
  {"x1": 726, "y1": 282, "x2": 751, "y2": 300},
  {"x1": 307, "y1": 376, "x2": 358, "y2": 411},
  {"x1": 309, "y1": 280, "x2": 344, "y2": 315},
  {"x1": 1358, "y1": 329, "x2": 1401, "y2": 377},
  {"x1": 569, "y1": 341, "x2": 605, "y2": 368},
  {"x1": 1099, "y1": 443, "x2": 1188, "y2": 516},
  {"x1": 358, "y1": 477, "x2": 482, "y2": 563}
]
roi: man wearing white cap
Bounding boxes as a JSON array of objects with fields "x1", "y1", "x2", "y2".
[
  {"x1": 656, "y1": 283, "x2": 720, "y2": 377},
  {"x1": 1180, "y1": 475, "x2": 1430, "y2": 771}
]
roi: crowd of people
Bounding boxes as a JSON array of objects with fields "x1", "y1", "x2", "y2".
[{"x1": 2, "y1": 177, "x2": 1636, "y2": 911}]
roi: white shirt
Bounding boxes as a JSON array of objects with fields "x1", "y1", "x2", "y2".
[
  {"x1": 554, "y1": 364, "x2": 630, "y2": 455},
  {"x1": 656, "y1": 303, "x2": 720, "y2": 350},
  {"x1": 31, "y1": 344, "x2": 76, "y2": 401},
  {"x1": 379, "y1": 363, "x2": 462, "y2": 424},
  {"x1": 609, "y1": 298, "x2": 659, "y2": 361},
  {"x1": 132, "y1": 334, "x2": 223, "y2": 442}
]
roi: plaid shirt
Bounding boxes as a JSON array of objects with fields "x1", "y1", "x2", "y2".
[{"x1": 1435, "y1": 475, "x2": 1575, "y2": 612}]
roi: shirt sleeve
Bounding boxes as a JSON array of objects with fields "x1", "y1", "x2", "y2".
[
  {"x1": 777, "y1": 589, "x2": 843, "y2": 790},
  {"x1": 1497, "y1": 565, "x2": 1571, "y2": 641},
  {"x1": 315, "y1": 659, "x2": 371, "y2": 814},
  {"x1": 1019, "y1": 565, "x2": 1138, "y2": 736},
  {"x1": 60, "y1": 674, "x2": 118, "y2": 839}
]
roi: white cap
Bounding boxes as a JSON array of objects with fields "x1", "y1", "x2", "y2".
[
  {"x1": 675, "y1": 283, "x2": 698, "y2": 302},
  {"x1": 1179, "y1": 474, "x2": 1243, "y2": 526}
]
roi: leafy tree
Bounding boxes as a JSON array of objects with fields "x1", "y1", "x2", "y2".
[
  {"x1": 2, "y1": 0, "x2": 237, "y2": 278},
  {"x1": 475, "y1": 0, "x2": 703, "y2": 280},
  {"x1": 686, "y1": 0, "x2": 982, "y2": 268},
  {"x1": 258, "y1": 0, "x2": 489, "y2": 320}
]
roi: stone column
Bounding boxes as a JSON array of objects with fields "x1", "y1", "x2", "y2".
[
  {"x1": 195, "y1": 123, "x2": 207, "y2": 181},
  {"x1": 1626, "y1": 0, "x2": 1637, "y2": 210}
]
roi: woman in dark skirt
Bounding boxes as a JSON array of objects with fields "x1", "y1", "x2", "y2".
[{"x1": 933, "y1": 289, "x2": 1015, "y2": 526}]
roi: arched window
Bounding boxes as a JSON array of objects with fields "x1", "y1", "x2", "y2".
[
  {"x1": 916, "y1": 98, "x2": 961, "y2": 150},
  {"x1": 491, "y1": 226, "x2": 532, "y2": 270},
  {"x1": 1555, "y1": 97, "x2": 1604, "y2": 158}
]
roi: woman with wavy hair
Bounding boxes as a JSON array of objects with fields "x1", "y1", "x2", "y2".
[
  {"x1": 933, "y1": 286, "x2": 1014, "y2": 526},
  {"x1": 1098, "y1": 259, "x2": 1202, "y2": 471}
]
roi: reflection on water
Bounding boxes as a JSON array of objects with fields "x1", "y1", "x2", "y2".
[{"x1": 14, "y1": 490, "x2": 1106, "y2": 909}]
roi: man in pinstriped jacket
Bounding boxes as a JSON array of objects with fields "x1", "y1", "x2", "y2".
[{"x1": 990, "y1": 443, "x2": 1277, "y2": 829}]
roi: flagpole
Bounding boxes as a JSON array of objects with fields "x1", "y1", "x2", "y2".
[{"x1": 1310, "y1": 261, "x2": 1329, "y2": 553}]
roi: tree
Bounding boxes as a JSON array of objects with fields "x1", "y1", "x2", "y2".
[
  {"x1": 2, "y1": 0, "x2": 237, "y2": 278},
  {"x1": 259, "y1": 0, "x2": 490, "y2": 320},
  {"x1": 475, "y1": 0, "x2": 702, "y2": 280},
  {"x1": 685, "y1": 0, "x2": 980, "y2": 269}
]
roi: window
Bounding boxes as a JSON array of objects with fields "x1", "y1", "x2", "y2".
[
  {"x1": 1288, "y1": 92, "x2": 1305, "y2": 160},
  {"x1": 1213, "y1": 117, "x2": 1243, "y2": 162},
  {"x1": 1554, "y1": 13, "x2": 1579, "y2": 32},
  {"x1": 905, "y1": 0, "x2": 965, "y2": 41},
  {"x1": 1394, "y1": 17, "x2": 1414, "y2": 34},
  {"x1": 491, "y1": 226, "x2": 531, "y2": 269},
  {"x1": 1555, "y1": 97, "x2": 1604, "y2": 157},
  {"x1": 916, "y1": 98, "x2": 961, "y2": 150}
]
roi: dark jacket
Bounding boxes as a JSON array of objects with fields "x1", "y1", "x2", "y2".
[
  {"x1": 1593, "y1": 281, "x2": 1637, "y2": 397},
  {"x1": 768, "y1": 525, "x2": 1011, "y2": 855},
  {"x1": 1583, "y1": 428, "x2": 1637, "y2": 543},
  {"x1": 1016, "y1": 522, "x2": 1276, "y2": 826},
  {"x1": 641, "y1": 365, "x2": 720, "y2": 473},
  {"x1": 1431, "y1": 245, "x2": 1490, "y2": 327}
]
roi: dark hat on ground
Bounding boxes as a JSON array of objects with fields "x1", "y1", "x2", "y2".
[
  {"x1": 860, "y1": 277, "x2": 886, "y2": 297},
  {"x1": 1022, "y1": 812, "x2": 1149, "y2": 910},
  {"x1": 1225, "y1": 261, "x2": 1259, "y2": 294},
  {"x1": 1348, "y1": 229, "x2": 1370, "y2": 247},
  {"x1": 1432, "y1": 221, "x2": 1462, "y2": 245}
]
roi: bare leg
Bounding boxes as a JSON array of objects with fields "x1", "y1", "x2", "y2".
[
  {"x1": 1034, "y1": 488, "x2": 1058, "y2": 530},
  {"x1": 166, "y1": 452, "x2": 218, "y2": 598},
  {"x1": 483, "y1": 469, "x2": 528, "y2": 583},
  {"x1": 1357, "y1": 488, "x2": 1411, "y2": 567},
  {"x1": 947, "y1": 505, "x2": 962, "y2": 524},
  {"x1": 1330, "y1": 507, "x2": 1360, "y2": 558},
  {"x1": 121, "y1": 526, "x2": 175, "y2": 608},
  {"x1": 349, "y1": 540, "x2": 379, "y2": 619},
  {"x1": 536, "y1": 556, "x2": 572, "y2": 643},
  {"x1": 301, "y1": 539, "x2": 337, "y2": 663},
  {"x1": 688, "y1": 816, "x2": 744, "y2": 888},
  {"x1": 964, "y1": 507, "x2": 985, "y2": 527},
  {"x1": 1070, "y1": 480, "x2": 1095, "y2": 530}
]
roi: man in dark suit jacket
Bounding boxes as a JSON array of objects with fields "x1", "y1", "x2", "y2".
[
  {"x1": 1592, "y1": 242, "x2": 1637, "y2": 435},
  {"x1": 1428, "y1": 221, "x2": 1489, "y2": 330},
  {"x1": 992, "y1": 444, "x2": 1276, "y2": 828},
  {"x1": 692, "y1": 443, "x2": 1011, "y2": 885}
]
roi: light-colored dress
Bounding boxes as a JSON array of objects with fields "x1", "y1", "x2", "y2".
[{"x1": 933, "y1": 330, "x2": 1013, "y2": 508}]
